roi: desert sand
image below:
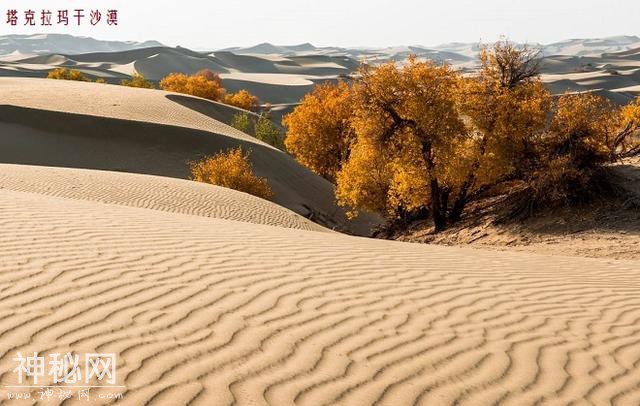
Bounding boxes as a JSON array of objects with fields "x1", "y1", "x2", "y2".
[
  {"x1": 1, "y1": 63, "x2": 640, "y2": 405},
  {"x1": 0, "y1": 164, "x2": 326, "y2": 232},
  {"x1": 0, "y1": 165, "x2": 639, "y2": 405}
]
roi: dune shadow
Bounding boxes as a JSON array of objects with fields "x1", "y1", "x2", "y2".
[
  {"x1": 165, "y1": 94, "x2": 285, "y2": 131},
  {"x1": 165, "y1": 94, "x2": 255, "y2": 128},
  {"x1": 0, "y1": 105, "x2": 378, "y2": 234}
]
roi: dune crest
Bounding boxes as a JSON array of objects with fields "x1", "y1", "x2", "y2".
[{"x1": 0, "y1": 164, "x2": 327, "y2": 232}]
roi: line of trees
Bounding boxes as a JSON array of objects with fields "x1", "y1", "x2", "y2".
[
  {"x1": 47, "y1": 68, "x2": 261, "y2": 111},
  {"x1": 283, "y1": 41, "x2": 640, "y2": 232}
]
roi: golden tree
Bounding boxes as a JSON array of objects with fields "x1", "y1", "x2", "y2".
[
  {"x1": 190, "y1": 147, "x2": 273, "y2": 200},
  {"x1": 283, "y1": 81, "x2": 355, "y2": 181},
  {"x1": 335, "y1": 137, "x2": 393, "y2": 217},
  {"x1": 453, "y1": 41, "x2": 551, "y2": 219},
  {"x1": 224, "y1": 90, "x2": 260, "y2": 111},
  {"x1": 121, "y1": 73, "x2": 155, "y2": 89},
  {"x1": 337, "y1": 58, "x2": 466, "y2": 229},
  {"x1": 160, "y1": 71, "x2": 225, "y2": 101}
]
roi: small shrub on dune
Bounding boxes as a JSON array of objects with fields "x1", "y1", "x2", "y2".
[
  {"x1": 160, "y1": 70, "x2": 225, "y2": 101},
  {"x1": 47, "y1": 68, "x2": 89, "y2": 81},
  {"x1": 230, "y1": 111, "x2": 285, "y2": 150},
  {"x1": 121, "y1": 73, "x2": 155, "y2": 89},
  {"x1": 230, "y1": 112, "x2": 251, "y2": 133},
  {"x1": 95, "y1": 78, "x2": 107, "y2": 84},
  {"x1": 255, "y1": 115, "x2": 285, "y2": 150},
  {"x1": 224, "y1": 90, "x2": 260, "y2": 111},
  {"x1": 190, "y1": 147, "x2": 273, "y2": 200}
]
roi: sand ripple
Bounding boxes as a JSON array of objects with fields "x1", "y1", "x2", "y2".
[
  {"x1": 0, "y1": 184, "x2": 639, "y2": 405},
  {"x1": 0, "y1": 164, "x2": 326, "y2": 232}
]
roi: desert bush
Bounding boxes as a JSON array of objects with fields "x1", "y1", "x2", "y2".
[
  {"x1": 224, "y1": 90, "x2": 260, "y2": 111},
  {"x1": 47, "y1": 68, "x2": 89, "y2": 81},
  {"x1": 230, "y1": 112, "x2": 251, "y2": 133},
  {"x1": 520, "y1": 92, "x2": 640, "y2": 209},
  {"x1": 255, "y1": 115, "x2": 284, "y2": 149},
  {"x1": 95, "y1": 78, "x2": 106, "y2": 84},
  {"x1": 160, "y1": 71, "x2": 225, "y2": 101},
  {"x1": 283, "y1": 81, "x2": 354, "y2": 181},
  {"x1": 190, "y1": 147, "x2": 273, "y2": 200},
  {"x1": 195, "y1": 69, "x2": 220, "y2": 82},
  {"x1": 230, "y1": 111, "x2": 284, "y2": 150},
  {"x1": 121, "y1": 73, "x2": 155, "y2": 89}
]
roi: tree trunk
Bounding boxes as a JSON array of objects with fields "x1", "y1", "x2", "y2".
[
  {"x1": 449, "y1": 182, "x2": 470, "y2": 223},
  {"x1": 449, "y1": 136, "x2": 487, "y2": 223},
  {"x1": 420, "y1": 140, "x2": 446, "y2": 232},
  {"x1": 430, "y1": 179, "x2": 446, "y2": 232}
]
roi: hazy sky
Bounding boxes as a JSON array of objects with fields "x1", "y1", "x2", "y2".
[{"x1": 2, "y1": 0, "x2": 639, "y2": 49}]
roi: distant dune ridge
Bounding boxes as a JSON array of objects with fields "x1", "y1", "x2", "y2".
[
  {"x1": 2, "y1": 34, "x2": 640, "y2": 111},
  {"x1": 0, "y1": 33, "x2": 164, "y2": 56}
]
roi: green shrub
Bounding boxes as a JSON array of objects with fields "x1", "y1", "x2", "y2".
[
  {"x1": 255, "y1": 115, "x2": 284, "y2": 149},
  {"x1": 230, "y1": 112, "x2": 251, "y2": 133}
]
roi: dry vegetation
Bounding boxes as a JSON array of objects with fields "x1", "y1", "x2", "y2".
[
  {"x1": 224, "y1": 89, "x2": 260, "y2": 111},
  {"x1": 283, "y1": 40, "x2": 640, "y2": 233},
  {"x1": 190, "y1": 147, "x2": 273, "y2": 200},
  {"x1": 47, "y1": 68, "x2": 89, "y2": 82},
  {"x1": 160, "y1": 70, "x2": 226, "y2": 101},
  {"x1": 160, "y1": 69, "x2": 261, "y2": 111},
  {"x1": 47, "y1": 67, "x2": 262, "y2": 112},
  {"x1": 121, "y1": 73, "x2": 155, "y2": 89}
]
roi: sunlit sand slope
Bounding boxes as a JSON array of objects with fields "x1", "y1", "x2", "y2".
[
  {"x1": 0, "y1": 186, "x2": 639, "y2": 405},
  {"x1": 0, "y1": 164, "x2": 326, "y2": 232}
]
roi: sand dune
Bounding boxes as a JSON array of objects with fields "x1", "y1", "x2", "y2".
[
  {"x1": 0, "y1": 78, "x2": 379, "y2": 235},
  {"x1": 0, "y1": 179, "x2": 639, "y2": 405},
  {"x1": 0, "y1": 164, "x2": 326, "y2": 232},
  {"x1": 0, "y1": 46, "x2": 355, "y2": 106}
]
